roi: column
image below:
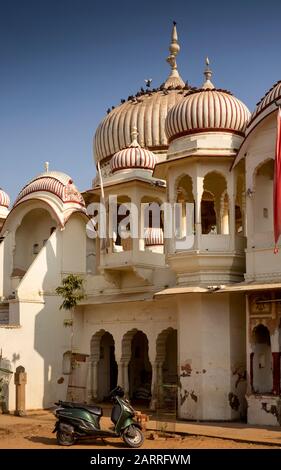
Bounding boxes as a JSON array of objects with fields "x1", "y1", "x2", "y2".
[
  {"x1": 85, "y1": 357, "x2": 92, "y2": 403},
  {"x1": 92, "y1": 360, "x2": 99, "y2": 401},
  {"x1": 150, "y1": 361, "x2": 158, "y2": 411},
  {"x1": 193, "y1": 174, "x2": 203, "y2": 251},
  {"x1": 117, "y1": 361, "x2": 123, "y2": 389},
  {"x1": 272, "y1": 353, "x2": 280, "y2": 395},
  {"x1": 271, "y1": 327, "x2": 280, "y2": 396},
  {"x1": 123, "y1": 361, "x2": 130, "y2": 397}
]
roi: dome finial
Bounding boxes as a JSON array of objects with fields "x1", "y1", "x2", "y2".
[
  {"x1": 163, "y1": 22, "x2": 185, "y2": 89},
  {"x1": 44, "y1": 161, "x2": 50, "y2": 172},
  {"x1": 129, "y1": 126, "x2": 140, "y2": 148},
  {"x1": 202, "y1": 57, "x2": 215, "y2": 89}
]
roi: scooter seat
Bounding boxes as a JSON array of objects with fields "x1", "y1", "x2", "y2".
[
  {"x1": 56, "y1": 401, "x2": 103, "y2": 416},
  {"x1": 80, "y1": 405, "x2": 103, "y2": 416}
]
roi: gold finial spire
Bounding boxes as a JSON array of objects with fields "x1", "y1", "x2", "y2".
[
  {"x1": 129, "y1": 127, "x2": 140, "y2": 148},
  {"x1": 202, "y1": 57, "x2": 215, "y2": 89},
  {"x1": 44, "y1": 161, "x2": 49, "y2": 172},
  {"x1": 163, "y1": 21, "x2": 185, "y2": 89}
]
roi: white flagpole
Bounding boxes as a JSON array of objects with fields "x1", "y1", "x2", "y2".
[
  {"x1": 97, "y1": 161, "x2": 105, "y2": 202},
  {"x1": 97, "y1": 161, "x2": 108, "y2": 251}
]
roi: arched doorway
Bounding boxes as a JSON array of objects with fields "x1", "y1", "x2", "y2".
[
  {"x1": 156, "y1": 328, "x2": 178, "y2": 410},
  {"x1": 252, "y1": 324, "x2": 272, "y2": 393},
  {"x1": 122, "y1": 330, "x2": 152, "y2": 403},
  {"x1": 91, "y1": 330, "x2": 118, "y2": 401}
]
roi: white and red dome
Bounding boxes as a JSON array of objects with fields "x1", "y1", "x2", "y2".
[
  {"x1": 166, "y1": 61, "x2": 250, "y2": 142},
  {"x1": 144, "y1": 227, "x2": 164, "y2": 246},
  {"x1": 110, "y1": 131, "x2": 157, "y2": 173},
  {"x1": 166, "y1": 89, "x2": 250, "y2": 141},
  {"x1": 14, "y1": 170, "x2": 85, "y2": 207},
  {"x1": 249, "y1": 80, "x2": 281, "y2": 126},
  {"x1": 0, "y1": 189, "x2": 10, "y2": 209},
  {"x1": 0, "y1": 188, "x2": 10, "y2": 220}
]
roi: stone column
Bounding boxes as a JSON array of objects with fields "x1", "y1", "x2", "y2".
[
  {"x1": 92, "y1": 360, "x2": 99, "y2": 401},
  {"x1": 271, "y1": 327, "x2": 280, "y2": 396},
  {"x1": 249, "y1": 352, "x2": 254, "y2": 393},
  {"x1": 85, "y1": 357, "x2": 92, "y2": 403},
  {"x1": 193, "y1": 174, "x2": 203, "y2": 250},
  {"x1": 14, "y1": 366, "x2": 27, "y2": 416},
  {"x1": 123, "y1": 361, "x2": 130, "y2": 397},
  {"x1": 272, "y1": 352, "x2": 280, "y2": 395},
  {"x1": 150, "y1": 361, "x2": 158, "y2": 411},
  {"x1": 117, "y1": 362, "x2": 123, "y2": 389}
]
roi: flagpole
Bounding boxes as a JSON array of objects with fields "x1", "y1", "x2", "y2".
[{"x1": 97, "y1": 161, "x2": 108, "y2": 252}]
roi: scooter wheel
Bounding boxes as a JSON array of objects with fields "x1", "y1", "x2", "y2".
[
  {"x1": 56, "y1": 430, "x2": 75, "y2": 446},
  {"x1": 122, "y1": 425, "x2": 144, "y2": 448}
]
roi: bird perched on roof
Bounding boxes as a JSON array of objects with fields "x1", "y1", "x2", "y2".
[
  {"x1": 121, "y1": 99, "x2": 126, "y2": 104},
  {"x1": 107, "y1": 108, "x2": 111, "y2": 114},
  {"x1": 145, "y1": 79, "x2": 152, "y2": 88}
]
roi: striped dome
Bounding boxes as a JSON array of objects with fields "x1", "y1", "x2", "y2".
[
  {"x1": 15, "y1": 171, "x2": 85, "y2": 207},
  {"x1": 165, "y1": 89, "x2": 250, "y2": 141},
  {"x1": 111, "y1": 144, "x2": 157, "y2": 173},
  {"x1": 94, "y1": 89, "x2": 186, "y2": 165},
  {"x1": 250, "y1": 80, "x2": 281, "y2": 123},
  {"x1": 0, "y1": 189, "x2": 10, "y2": 208},
  {"x1": 144, "y1": 227, "x2": 164, "y2": 246}
]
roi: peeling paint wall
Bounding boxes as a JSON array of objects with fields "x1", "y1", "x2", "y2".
[{"x1": 177, "y1": 292, "x2": 246, "y2": 421}]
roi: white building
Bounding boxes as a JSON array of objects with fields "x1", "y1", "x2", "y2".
[{"x1": 0, "y1": 24, "x2": 280, "y2": 426}]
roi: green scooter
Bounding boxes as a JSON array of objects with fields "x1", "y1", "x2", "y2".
[{"x1": 53, "y1": 386, "x2": 144, "y2": 447}]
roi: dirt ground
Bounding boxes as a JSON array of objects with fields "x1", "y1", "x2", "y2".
[{"x1": 0, "y1": 411, "x2": 279, "y2": 449}]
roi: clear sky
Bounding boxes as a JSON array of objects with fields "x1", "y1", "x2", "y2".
[{"x1": 1, "y1": 0, "x2": 281, "y2": 202}]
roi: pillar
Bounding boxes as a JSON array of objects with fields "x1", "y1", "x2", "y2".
[
  {"x1": 92, "y1": 360, "x2": 99, "y2": 401},
  {"x1": 123, "y1": 361, "x2": 129, "y2": 397},
  {"x1": 150, "y1": 361, "x2": 158, "y2": 411},
  {"x1": 14, "y1": 366, "x2": 27, "y2": 416},
  {"x1": 250, "y1": 352, "x2": 254, "y2": 393},
  {"x1": 272, "y1": 352, "x2": 281, "y2": 395},
  {"x1": 117, "y1": 361, "x2": 123, "y2": 389}
]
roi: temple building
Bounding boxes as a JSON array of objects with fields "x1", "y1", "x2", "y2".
[{"x1": 0, "y1": 24, "x2": 280, "y2": 426}]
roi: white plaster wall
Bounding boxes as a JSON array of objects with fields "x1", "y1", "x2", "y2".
[
  {"x1": 62, "y1": 214, "x2": 86, "y2": 273},
  {"x1": 0, "y1": 211, "x2": 87, "y2": 410},
  {"x1": 177, "y1": 293, "x2": 246, "y2": 421},
  {"x1": 14, "y1": 209, "x2": 56, "y2": 273},
  {"x1": 229, "y1": 294, "x2": 247, "y2": 419},
  {"x1": 0, "y1": 297, "x2": 70, "y2": 410},
  {"x1": 17, "y1": 229, "x2": 61, "y2": 300},
  {"x1": 245, "y1": 112, "x2": 281, "y2": 280},
  {"x1": 80, "y1": 300, "x2": 177, "y2": 364},
  {"x1": 247, "y1": 395, "x2": 280, "y2": 426}
]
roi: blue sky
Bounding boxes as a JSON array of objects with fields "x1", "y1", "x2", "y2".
[{"x1": 1, "y1": 0, "x2": 281, "y2": 202}]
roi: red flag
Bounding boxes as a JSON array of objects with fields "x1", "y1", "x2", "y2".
[{"x1": 273, "y1": 107, "x2": 281, "y2": 253}]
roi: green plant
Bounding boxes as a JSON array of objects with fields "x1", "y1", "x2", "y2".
[{"x1": 56, "y1": 274, "x2": 85, "y2": 351}]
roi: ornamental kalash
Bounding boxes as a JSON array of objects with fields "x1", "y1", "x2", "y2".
[{"x1": 0, "y1": 23, "x2": 281, "y2": 427}]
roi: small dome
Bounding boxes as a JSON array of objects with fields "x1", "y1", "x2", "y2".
[
  {"x1": 110, "y1": 129, "x2": 157, "y2": 173},
  {"x1": 14, "y1": 170, "x2": 85, "y2": 207},
  {"x1": 0, "y1": 188, "x2": 10, "y2": 208},
  {"x1": 165, "y1": 60, "x2": 250, "y2": 141},
  {"x1": 166, "y1": 89, "x2": 250, "y2": 141},
  {"x1": 250, "y1": 80, "x2": 281, "y2": 124},
  {"x1": 144, "y1": 227, "x2": 164, "y2": 246}
]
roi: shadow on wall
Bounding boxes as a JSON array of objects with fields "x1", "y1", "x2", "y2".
[{"x1": 33, "y1": 232, "x2": 69, "y2": 409}]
